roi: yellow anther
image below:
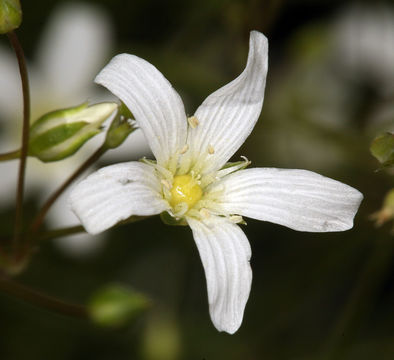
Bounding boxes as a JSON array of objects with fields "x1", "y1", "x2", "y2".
[
  {"x1": 180, "y1": 144, "x2": 189, "y2": 154},
  {"x1": 161, "y1": 179, "x2": 172, "y2": 190},
  {"x1": 188, "y1": 116, "x2": 199, "y2": 128},
  {"x1": 200, "y1": 208, "x2": 211, "y2": 218},
  {"x1": 170, "y1": 175, "x2": 202, "y2": 209},
  {"x1": 208, "y1": 144, "x2": 215, "y2": 154},
  {"x1": 229, "y1": 215, "x2": 244, "y2": 224}
]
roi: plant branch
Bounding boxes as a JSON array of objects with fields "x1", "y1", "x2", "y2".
[
  {"x1": 7, "y1": 31, "x2": 30, "y2": 249},
  {"x1": 36, "y1": 216, "x2": 148, "y2": 242},
  {"x1": 30, "y1": 145, "x2": 107, "y2": 234},
  {"x1": 0, "y1": 149, "x2": 20, "y2": 161},
  {"x1": 0, "y1": 272, "x2": 88, "y2": 319}
]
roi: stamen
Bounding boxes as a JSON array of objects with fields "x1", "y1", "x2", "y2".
[
  {"x1": 208, "y1": 144, "x2": 215, "y2": 154},
  {"x1": 188, "y1": 116, "x2": 199, "y2": 128},
  {"x1": 199, "y1": 208, "x2": 211, "y2": 219},
  {"x1": 161, "y1": 179, "x2": 172, "y2": 189},
  {"x1": 180, "y1": 144, "x2": 189, "y2": 154},
  {"x1": 241, "y1": 155, "x2": 251, "y2": 165},
  {"x1": 229, "y1": 215, "x2": 245, "y2": 224}
]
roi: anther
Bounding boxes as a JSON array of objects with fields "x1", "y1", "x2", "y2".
[
  {"x1": 188, "y1": 116, "x2": 199, "y2": 128},
  {"x1": 200, "y1": 208, "x2": 211, "y2": 219},
  {"x1": 229, "y1": 215, "x2": 245, "y2": 224},
  {"x1": 180, "y1": 144, "x2": 189, "y2": 154},
  {"x1": 161, "y1": 179, "x2": 172, "y2": 190},
  {"x1": 208, "y1": 144, "x2": 215, "y2": 154}
]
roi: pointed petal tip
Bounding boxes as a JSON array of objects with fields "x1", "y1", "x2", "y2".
[
  {"x1": 94, "y1": 52, "x2": 187, "y2": 166},
  {"x1": 213, "y1": 316, "x2": 243, "y2": 335}
]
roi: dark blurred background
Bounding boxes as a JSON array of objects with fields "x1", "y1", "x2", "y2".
[{"x1": 0, "y1": 0, "x2": 393, "y2": 359}]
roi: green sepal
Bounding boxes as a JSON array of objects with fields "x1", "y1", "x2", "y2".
[
  {"x1": 88, "y1": 284, "x2": 150, "y2": 328},
  {"x1": 160, "y1": 212, "x2": 187, "y2": 226},
  {"x1": 104, "y1": 102, "x2": 137, "y2": 149},
  {"x1": 0, "y1": 0, "x2": 22, "y2": 34},
  {"x1": 28, "y1": 121, "x2": 97, "y2": 161},
  {"x1": 370, "y1": 132, "x2": 394, "y2": 168}
]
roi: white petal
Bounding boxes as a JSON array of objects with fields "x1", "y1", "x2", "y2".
[
  {"x1": 69, "y1": 162, "x2": 168, "y2": 234},
  {"x1": 189, "y1": 31, "x2": 268, "y2": 174},
  {"x1": 212, "y1": 168, "x2": 363, "y2": 232},
  {"x1": 95, "y1": 54, "x2": 188, "y2": 167},
  {"x1": 187, "y1": 216, "x2": 252, "y2": 334},
  {"x1": 47, "y1": 185, "x2": 106, "y2": 257},
  {"x1": 36, "y1": 3, "x2": 113, "y2": 103}
]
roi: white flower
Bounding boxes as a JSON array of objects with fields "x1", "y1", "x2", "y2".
[
  {"x1": 333, "y1": 3, "x2": 394, "y2": 95},
  {"x1": 70, "y1": 31, "x2": 363, "y2": 333}
]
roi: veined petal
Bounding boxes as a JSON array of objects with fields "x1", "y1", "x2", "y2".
[
  {"x1": 187, "y1": 216, "x2": 252, "y2": 334},
  {"x1": 95, "y1": 54, "x2": 188, "y2": 167},
  {"x1": 189, "y1": 31, "x2": 268, "y2": 174},
  {"x1": 36, "y1": 3, "x2": 113, "y2": 102},
  {"x1": 212, "y1": 168, "x2": 363, "y2": 232},
  {"x1": 69, "y1": 162, "x2": 168, "y2": 234}
]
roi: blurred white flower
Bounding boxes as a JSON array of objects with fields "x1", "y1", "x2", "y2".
[
  {"x1": 0, "y1": 3, "x2": 149, "y2": 255},
  {"x1": 70, "y1": 31, "x2": 363, "y2": 333},
  {"x1": 333, "y1": 3, "x2": 394, "y2": 95}
]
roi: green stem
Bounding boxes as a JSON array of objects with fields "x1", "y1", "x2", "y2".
[
  {"x1": 37, "y1": 225, "x2": 85, "y2": 241},
  {"x1": 0, "y1": 149, "x2": 20, "y2": 161},
  {"x1": 30, "y1": 145, "x2": 108, "y2": 234},
  {"x1": 7, "y1": 31, "x2": 30, "y2": 249},
  {"x1": 0, "y1": 272, "x2": 88, "y2": 319}
]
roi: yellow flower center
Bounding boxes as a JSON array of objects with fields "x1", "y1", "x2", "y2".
[{"x1": 170, "y1": 175, "x2": 202, "y2": 209}]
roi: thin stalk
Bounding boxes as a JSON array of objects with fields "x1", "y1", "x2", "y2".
[
  {"x1": 0, "y1": 272, "x2": 88, "y2": 319},
  {"x1": 7, "y1": 31, "x2": 30, "y2": 249},
  {"x1": 0, "y1": 149, "x2": 20, "y2": 161},
  {"x1": 36, "y1": 216, "x2": 148, "y2": 242},
  {"x1": 37, "y1": 225, "x2": 85, "y2": 242},
  {"x1": 30, "y1": 145, "x2": 107, "y2": 234}
]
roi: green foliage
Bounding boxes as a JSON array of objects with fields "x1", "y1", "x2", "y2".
[
  {"x1": 0, "y1": 0, "x2": 21, "y2": 34},
  {"x1": 370, "y1": 188, "x2": 394, "y2": 232},
  {"x1": 88, "y1": 284, "x2": 150, "y2": 328},
  {"x1": 370, "y1": 132, "x2": 394, "y2": 168}
]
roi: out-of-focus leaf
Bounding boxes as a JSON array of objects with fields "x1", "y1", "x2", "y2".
[
  {"x1": 370, "y1": 188, "x2": 394, "y2": 233},
  {"x1": 88, "y1": 284, "x2": 150, "y2": 328},
  {"x1": 370, "y1": 132, "x2": 394, "y2": 168}
]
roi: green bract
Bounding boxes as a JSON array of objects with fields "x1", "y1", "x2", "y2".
[
  {"x1": 88, "y1": 284, "x2": 150, "y2": 328},
  {"x1": 0, "y1": 0, "x2": 22, "y2": 34},
  {"x1": 28, "y1": 102, "x2": 117, "y2": 162}
]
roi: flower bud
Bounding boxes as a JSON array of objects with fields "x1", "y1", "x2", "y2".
[
  {"x1": 88, "y1": 284, "x2": 150, "y2": 328},
  {"x1": 0, "y1": 0, "x2": 22, "y2": 34},
  {"x1": 28, "y1": 102, "x2": 117, "y2": 162},
  {"x1": 104, "y1": 102, "x2": 136, "y2": 149}
]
